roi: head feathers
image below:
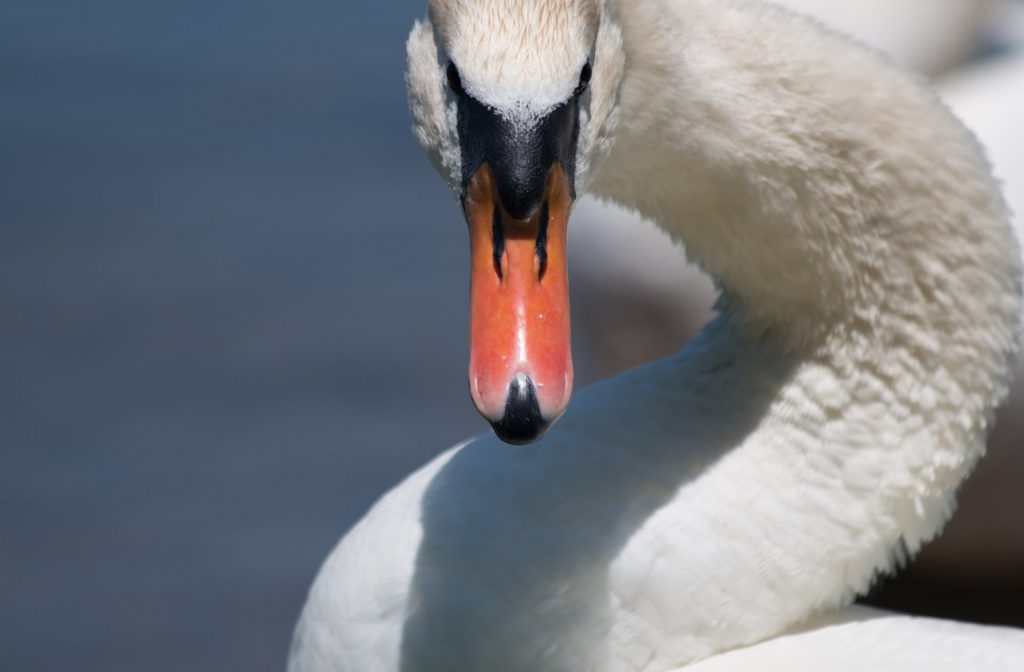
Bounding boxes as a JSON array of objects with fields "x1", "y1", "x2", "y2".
[{"x1": 428, "y1": 0, "x2": 599, "y2": 113}]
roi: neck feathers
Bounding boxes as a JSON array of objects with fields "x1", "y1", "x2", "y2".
[
  {"x1": 585, "y1": 0, "x2": 1021, "y2": 662},
  {"x1": 595, "y1": 0, "x2": 1019, "y2": 391}
]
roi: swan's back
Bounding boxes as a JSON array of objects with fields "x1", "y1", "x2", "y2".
[{"x1": 685, "y1": 607, "x2": 1024, "y2": 671}]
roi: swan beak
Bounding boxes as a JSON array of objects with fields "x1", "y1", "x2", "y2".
[{"x1": 465, "y1": 162, "x2": 573, "y2": 444}]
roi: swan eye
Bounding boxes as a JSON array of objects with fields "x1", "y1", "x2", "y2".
[
  {"x1": 446, "y1": 61, "x2": 464, "y2": 95},
  {"x1": 574, "y1": 62, "x2": 592, "y2": 96}
]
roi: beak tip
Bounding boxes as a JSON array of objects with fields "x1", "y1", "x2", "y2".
[
  {"x1": 489, "y1": 373, "x2": 551, "y2": 445},
  {"x1": 492, "y1": 422, "x2": 550, "y2": 446}
]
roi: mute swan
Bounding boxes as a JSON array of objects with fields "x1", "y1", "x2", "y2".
[{"x1": 288, "y1": 0, "x2": 1024, "y2": 669}]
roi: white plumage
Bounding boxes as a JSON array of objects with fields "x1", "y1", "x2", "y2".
[
  {"x1": 569, "y1": 0, "x2": 1004, "y2": 374},
  {"x1": 288, "y1": 1, "x2": 1024, "y2": 670},
  {"x1": 686, "y1": 606, "x2": 1024, "y2": 671}
]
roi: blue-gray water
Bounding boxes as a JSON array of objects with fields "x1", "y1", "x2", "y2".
[{"x1": 1, "y1": 2, "x2": 562, "y2": 670}]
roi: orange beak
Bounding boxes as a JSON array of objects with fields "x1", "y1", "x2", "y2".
[{"x1": 464, "y1": 163, "x2": 574, "y2": 444}]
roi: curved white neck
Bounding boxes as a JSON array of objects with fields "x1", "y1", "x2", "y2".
[
  {"x1": 594, "y1": 1, "x2": 1018, "y2": 335},
  {"x1": 575, "y1": 0, "x2": 1022, "y2": 664}
]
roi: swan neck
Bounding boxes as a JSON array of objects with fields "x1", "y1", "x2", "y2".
[
  {"x1": 593, "y1": 0, "x2": 1020, "y2": 347},
  {"x1": 585, "y1": 0, "x2": 1021, "y2": 626}
]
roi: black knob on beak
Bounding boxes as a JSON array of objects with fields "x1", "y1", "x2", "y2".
[
  {"x1": 493, "y1": 152, "x2": 547, "y2": 221},
  {"x1": 456, "y1": 93, "x2": 580, "y2": 221}
]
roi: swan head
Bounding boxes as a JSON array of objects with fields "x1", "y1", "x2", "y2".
[{"x1": 407, "y1": 0, "x2": 625, "y2": 444}]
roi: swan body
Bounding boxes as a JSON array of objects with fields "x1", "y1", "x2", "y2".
[
  {"x1": 770, "y1": 0, "x2": 992, "y2": 75},
  {"x1": 289, "y1": 1, "x2": 1023, "y2": 669},
  {"x1": 685, "y1": 606, "x2": 1024, "y2": 671}
]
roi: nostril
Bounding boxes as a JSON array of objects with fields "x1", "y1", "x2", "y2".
[
  {"x1": 491, "y1": 373, "x2": 549, "y2": 444},
  {"x1": 535, "y1": 200, "x2": 549, "y2": 278},
  {"x1": 492, "y1": 205, "x2": 505, "y2": 278}
]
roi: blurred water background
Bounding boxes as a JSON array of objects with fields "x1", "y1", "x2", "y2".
[{"x1": 2, "y1": 2, "x2": 1022, "y2": 671}]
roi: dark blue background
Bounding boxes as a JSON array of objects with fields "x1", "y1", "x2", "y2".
[{"x1": 0, "y1": 2, "x2": 537, "y2": 670}]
